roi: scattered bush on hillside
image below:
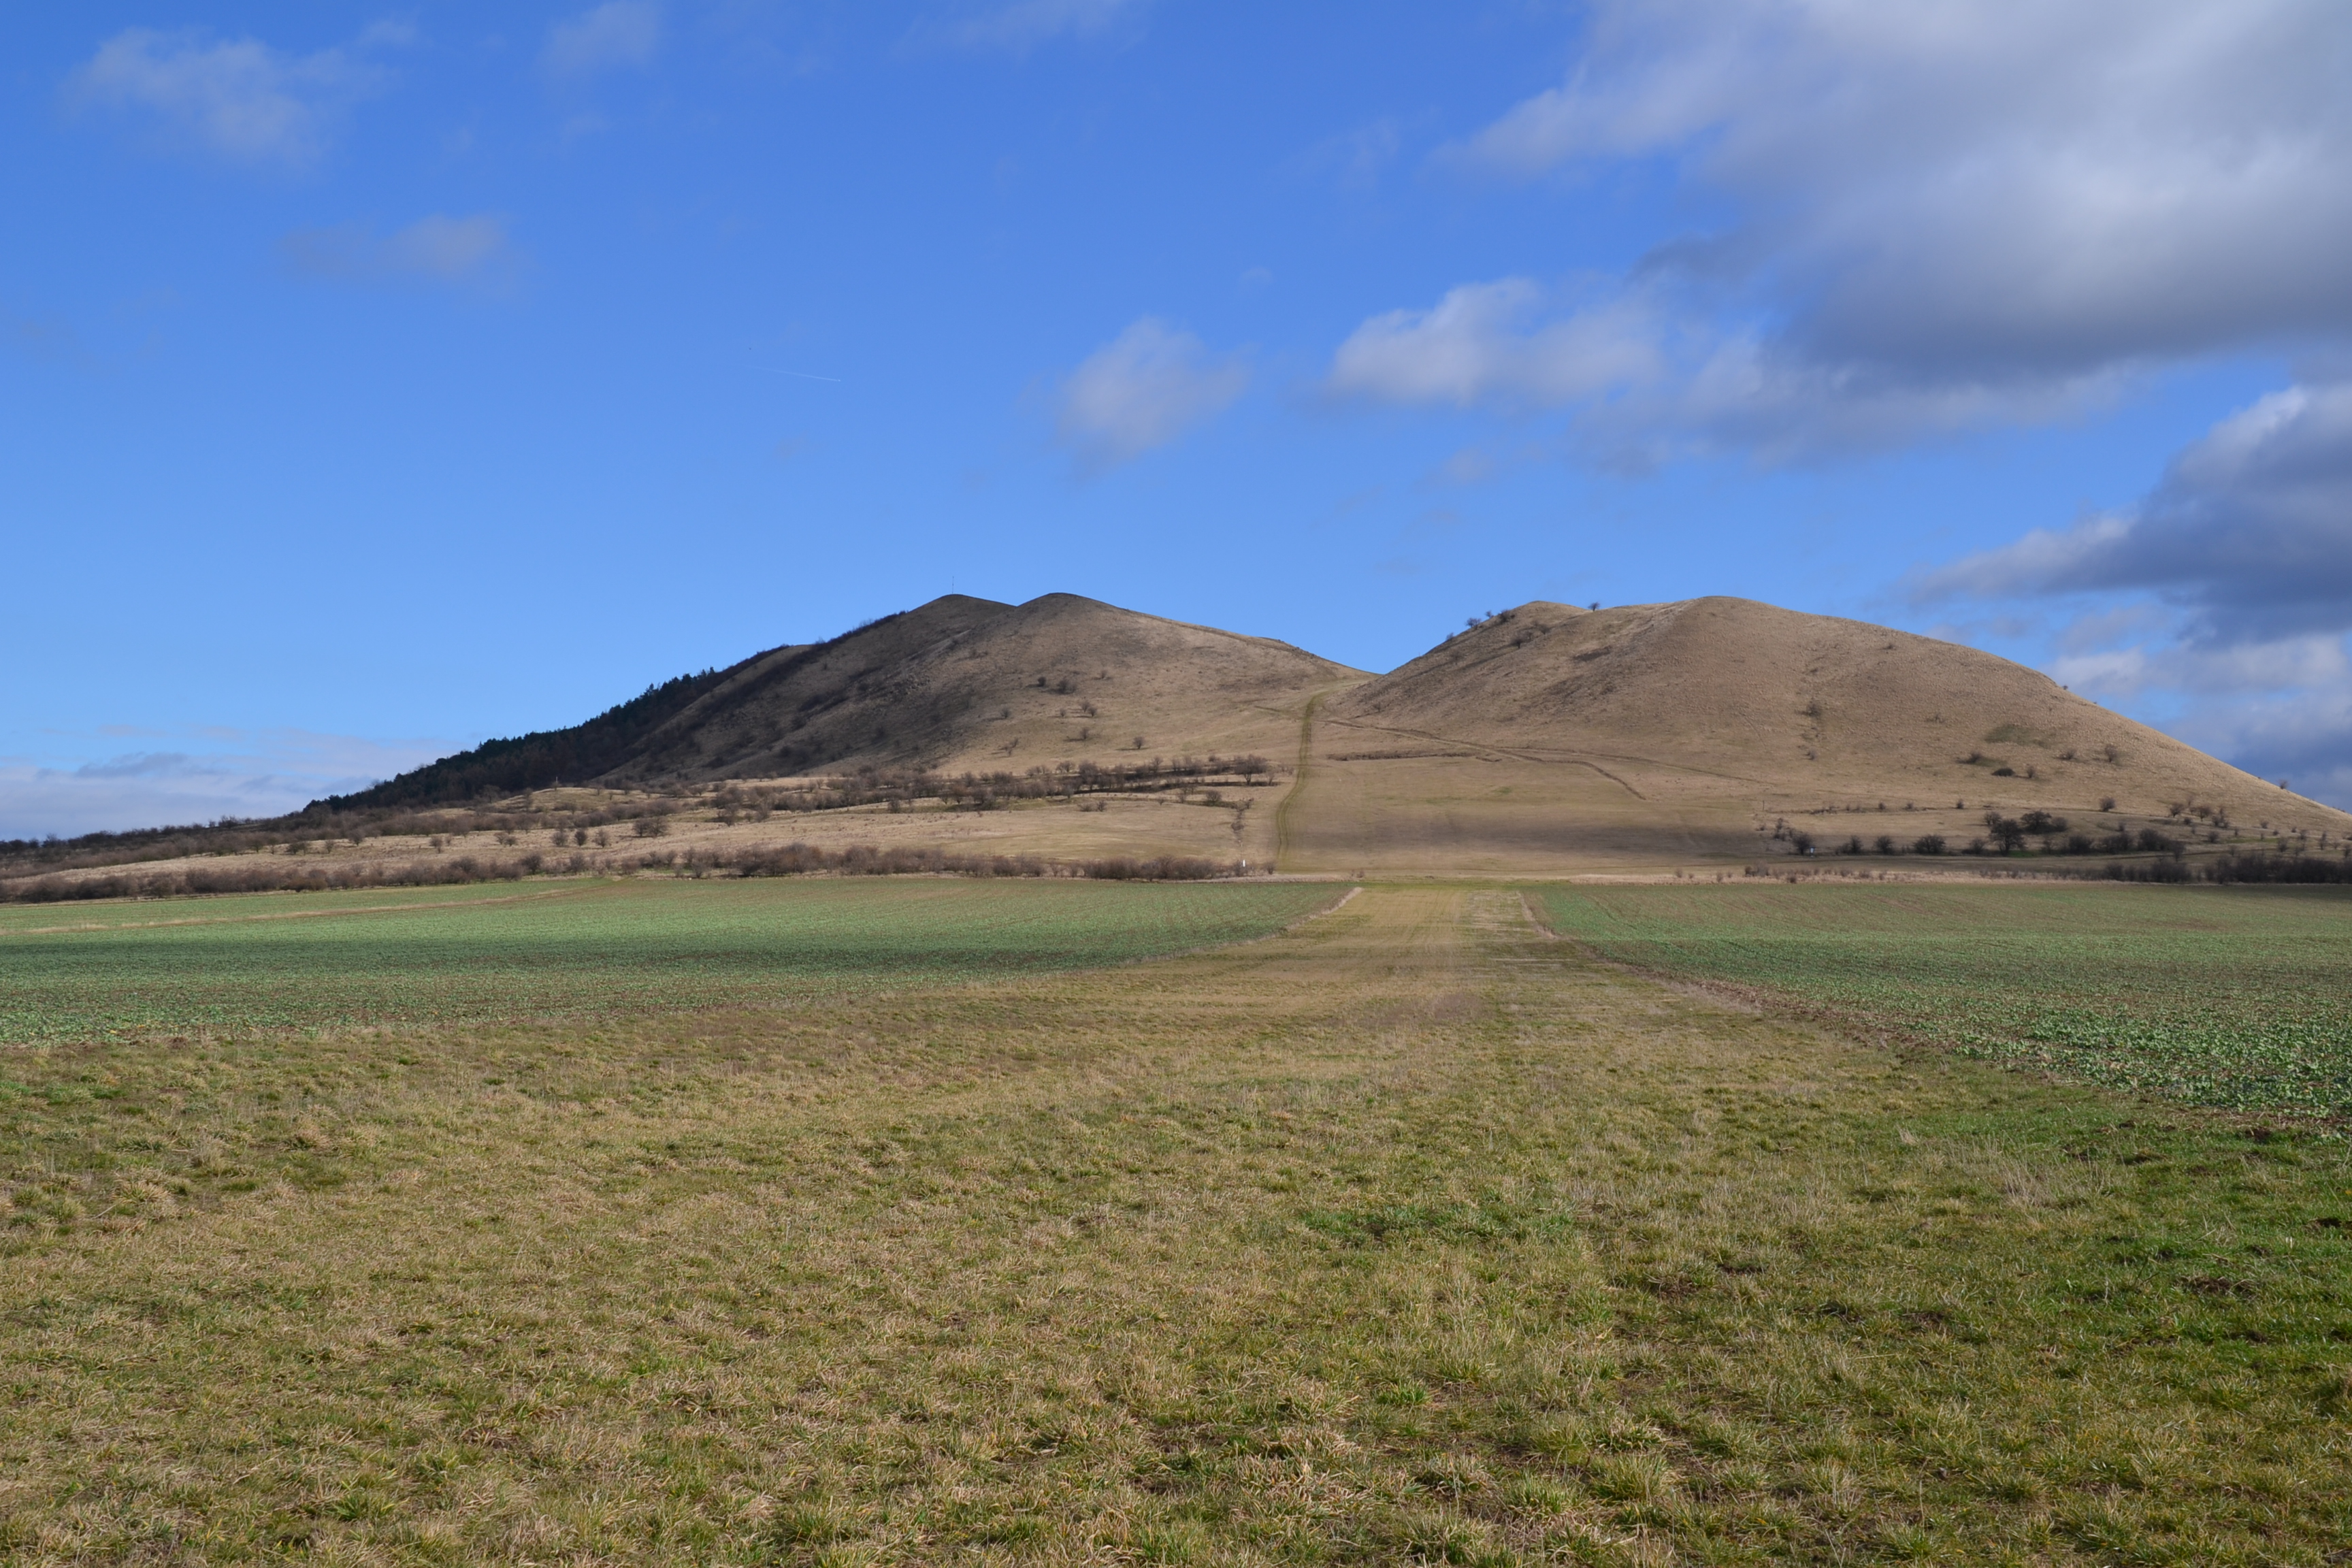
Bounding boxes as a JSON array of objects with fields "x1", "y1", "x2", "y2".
[
  {"x1": 722, "y1": 844, "x2": 1237, "y2": 882},
  {"x1": 1077, "y1": 855, "x2": 1228, "y2": 881},
  {"x1": 716, "y1": 757, "x2": 1278, "y2": 816},
  {"x1": 1, "y1": 856, "x2": 536, "y2": 905},
  {"x1": 1, "y1": 755, "x2": 1290, "y2": 886},
  {"x1": 1913, "y1": 834, "x2": 1946, "y2": 855},
  {"x1": 0, "y1": 834, "x2": 1258, "y2": 904}
]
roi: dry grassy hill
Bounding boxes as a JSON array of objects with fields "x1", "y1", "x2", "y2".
[
  {"x1": 15, "y1": 591, "x2": 2343, "y2": 898},
  {"x1": 0, "y1": 595, "x2": 1363, "y2": 896},
  {"x1": 1284, "y1": 596, "x2": 2349, "y2": 872},
  {"x1": 326, "y1": 593, "x2": 1365, "y2": 811},
  {"x1": 599, "y1": 591, "x2": 1364, "y2": 784}
]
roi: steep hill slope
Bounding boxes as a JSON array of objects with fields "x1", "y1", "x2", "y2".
[
  {"x1": 1284, "y1": 596, "x2": 2347, "y2": 871},
  {"x1": 598, "y1": 591, "x2": 1363, "y2": 784},
  {"x1": 336, "y1": 594, "x2": 1363, "y2": 807},
  {"x1": 330, "y1": 667, "x2": 745, "y2": 809}
]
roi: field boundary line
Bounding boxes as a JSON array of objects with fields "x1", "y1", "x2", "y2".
[
  {"x1": 1517, "y1": 888, "x2": 2346, "y2": 1130},
  {"x1": 1521, "y1": 887, "x2": 1865, "y2": 1019},
  {"x1": 0, "y1": 880, "x2": 606, "y2": 938},
  {"x1": 1317, "y1": 885, "x2": 1363, "y2": 919},
  {"x1": 1314, "y1": 711, "x2": 1650, "y2": 800},
  {"x1": 1273, "y1": 692, "x2": 1329, "y2": 870},
  {"x1": 1100, "y1": 882, "x2": 1362, "y2": 972}
]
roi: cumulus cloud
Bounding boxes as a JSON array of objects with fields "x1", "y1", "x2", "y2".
[
  {"x1": 1328, "y1": 277, "x2": 2123, "y2": 467},
  {"x1": 71, "y1": 26, "x2": 389, "y2": 166},
  {"x1": 1338, "y1": 0, "x2": 2352, "y2": 456},
  {"x1": 281, "y1": 214, "x2": 517, "y2": 287},
  {"x1": 1056, "y1": 318, "x2": 1248, "y2": 470},
  {"x1": 1329, "y1": 280, "x2": 1665, "y2": 409},
  {"x1": 2046, "y1": 635, "x2": 2350, "y2": 703},
  {"x1": 1914, "y1": 380, "x2": 2352, "y2": 806},
  {"x1": 544, "y1": 2, "x2": 663, "y2": 79},
  {"x1": 0, "y1": 729, "x2": 448, "y2": 840},
  {"x1": 2174, "y1": 691, "x2": 2352, "y2": 806},
  {"x1": 1916, "y1": 382, "x2": 2352, "y2": 643}
]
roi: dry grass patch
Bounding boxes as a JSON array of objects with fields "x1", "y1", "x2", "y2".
[{"x1": 1, "y1": 887, "x2": 2347, "y2": 1563}]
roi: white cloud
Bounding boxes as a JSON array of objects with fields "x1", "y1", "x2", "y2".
[
  {"x1": 0, "y1": 729, "x2": 449, "y2": 840},
  {"x1": 1915, "y1": 382, "x2": 2352, "y2": 642},
  {"x1": 71, "y1": 26, "x2": 387, "y2": 167},
  {"x1": 1328, "y1": 280, "x2": 1665, "y2": 409},
  {"x1": 544, "y1": 2, "x2": 664, "y2": 79},
  {"x1": 1056, "y1": 318, "x2": 1248, "y2": 469},
  {"x1": 1340, "y1": 0, "x2": 2352, "y2": 457},
  {"x1": 1327, "y1": 277, "x2": 2122, "y2": 466},
  {"x1": 281, "y1": 214, "x2": 517, "y2": 287},
  {"x1": 932, "y1": 0, "x2": 1149, "y2": 52},
  {"x1": 2048, "y1": 635, "x2": 2350, "y2": 703},
  {"x1": 2171, "y1": 691, "x2": 2352, "y2": 807},
  {"x1": 1914, "y1": 380, "x2": 2352, "y2": 807}
]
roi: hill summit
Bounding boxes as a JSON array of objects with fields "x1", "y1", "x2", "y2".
[
  {"x1": 324, "y1": 589, "x2": 2345, "y2": 875},
  {"x1": 336, "y1": 594, "x2": 1362, "y2": 808},
  {"x1": 1280, "y1": 595, "x2": 2333, "y2": 870}
]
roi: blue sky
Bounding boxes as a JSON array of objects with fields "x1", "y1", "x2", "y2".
[{"x1": 7, "y1": 1, "x2": 2351, "y2": 835}]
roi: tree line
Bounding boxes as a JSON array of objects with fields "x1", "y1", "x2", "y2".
[{"x1": 0, "y1": 840, "x2": 1253, "y2": 904}]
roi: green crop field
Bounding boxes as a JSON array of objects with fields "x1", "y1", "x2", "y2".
[
  {"x1": 0, "y1": 877, "x2": 1341, "y2": 1047},
  {"x1": 7, "y1": 884, "x2": 2352, "y2": 1563},
  {"x1": 1535, "y1": 881, "x2": 2352, "y2": 1118}
]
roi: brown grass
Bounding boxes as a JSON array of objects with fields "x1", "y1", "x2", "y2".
[
  {"x1": 602, "y1": 591, "x2": 1362, "y2": 788},
  {"x1": 1301, "y1": 598, "x2": 2351, "y2": 874},
  {"x1": 4, "y1": 791, "x2": 1291, "y2": 901},
  {"x1": 3, "y1": 885, "x2": 2347, "y2": 1562}
]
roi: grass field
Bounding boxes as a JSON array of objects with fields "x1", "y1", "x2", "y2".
[
  {"x1": 5, "y1": 882, "x2": 2351, "y2": 1564},
  {"x1": 1534, "y1": 882, "x2": 2352, "y2": 1120},
  {"x1": 0, "y1": 877, "x2": 1341, "y2": 1047}
]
